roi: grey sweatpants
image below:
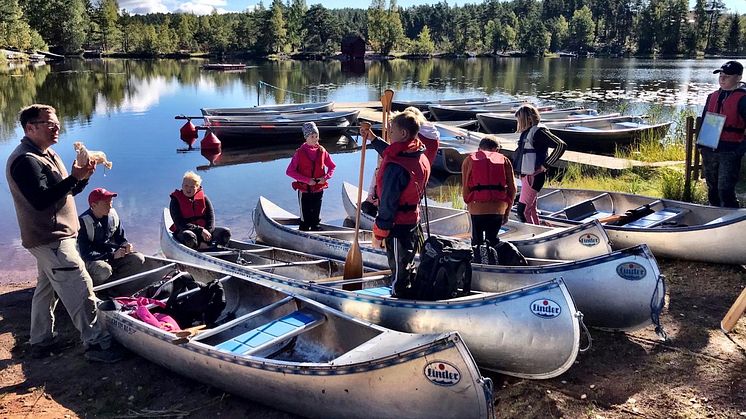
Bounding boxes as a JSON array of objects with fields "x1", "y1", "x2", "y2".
[
  {"x1": 27, "y1": 238, "x2": 109, "y2": 347},
  {"x1": 86, "y1": 251, "x2": 146, "y2": 286}
]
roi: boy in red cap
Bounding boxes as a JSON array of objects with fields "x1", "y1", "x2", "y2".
[{"x1": 78, "y1": 187, "x2": 145, "y2": 285}]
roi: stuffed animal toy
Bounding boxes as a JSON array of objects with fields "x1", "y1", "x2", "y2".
[{"x1": 73, "y1": 141, "x2": 113, "y2": 169}]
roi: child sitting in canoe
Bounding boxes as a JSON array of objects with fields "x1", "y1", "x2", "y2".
[
  {"x1": 286, "y1": 122, "x2": 336, "y2": 231},
  {"x1": 169, "y1": 171, "x2": 231, "y2": 249}
]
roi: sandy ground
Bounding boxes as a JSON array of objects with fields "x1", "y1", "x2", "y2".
[{"x1": 1, "y1": 259, "x2": 745, "y2": 418}]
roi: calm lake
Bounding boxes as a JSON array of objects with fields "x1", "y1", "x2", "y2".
[{"x1": 0, "y1": 57, "x2": 723, "y2": 274}]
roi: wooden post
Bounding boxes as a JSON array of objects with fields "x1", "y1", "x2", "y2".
[
  {"x1": 721, "y1": 287, "x2": 746, "y2": 332},
  {"x1": 683, "y1": 116, "x2": 694, "y2": 202}
]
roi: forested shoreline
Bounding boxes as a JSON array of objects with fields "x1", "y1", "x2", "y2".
[{"x1": 1, "y1": 0, "x2": 744, "y2": 59}]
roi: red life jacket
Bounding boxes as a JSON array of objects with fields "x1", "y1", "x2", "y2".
[
  {"x1": 169, "y1": 189, "x2": 206, "y2": 232},
  {"x1": 705, "y1": 89, "x2": 746, "y2": 144},
  {"x1": 376, "y1": 139, "x2": 431, "y2": 225},
  {"x1": 418, "y1": 133, "x2": 439, "y2": 165},
  {"x1": 291, "y1": 145, "x2": 328, "y2": 192},
  {"x1": 465, "y1": 150, "x2": 509, "y2": 204}
]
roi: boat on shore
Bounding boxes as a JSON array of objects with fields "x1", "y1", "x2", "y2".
[
  {"x1": 477, "y1": 109, "x2": 619, "y2": 134},
  {"x1": 95, "y1": 256, "x2": 493, "y2": 418},
  {"x1": 203, "y1": 110, "x2": 359, "y2": 140},
  {"x1": 162, "y1": 208, "x2": 583, "y2": 378},
  {"x1": 201, "y1": 101, "x2": 334, "y2": 116},
  {"x1": 541, "y1": 116, "x2": 672, "y2": 153},
  {"x1": 532, "y1": 187, "x2": 746, "y2": 264},
  {"x1": 391, "y1": 97, "x2": 488, "y2": 112}
]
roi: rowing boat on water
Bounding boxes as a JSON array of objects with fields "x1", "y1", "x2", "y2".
[
  {"x1": 95, "y1": 256, "x2": 493, "y2": 418},
  {"x1": 391, "y1": 97, "x2": 488, "y2": 112},
  {"x1": 428, "y1": 101, "x2": 534, "y2": 121},
  {"x1": 340, "y1": 182, "x2": 612, "y2": 261},
  {"x1": 477, "y1": 109, "x2": 620, "y2": 134},
  {"x1": 531, "y1": 187, "x2": 746, "y2": 264},
  {"x1": 541, "y1": 116, "x2": 672, "y2": 153},
  {"x1": 161, "y1": 209, "x2": 583, "y2": 378},
  {"x1": 203, "y1": 110, "x2": 359, "y2": 139},
  {"x1": 201, "y1": 101, "x2": 335, "y2": 116}
]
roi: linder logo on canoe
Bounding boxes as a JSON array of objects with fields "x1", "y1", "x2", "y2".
[
  {"x1": 616, "y1": 262, "x2": 647, "y2": 280},
  {"x1": 578, "y1": 233, "x2": 600, "y2": 247},
  {"x1": 530, "y1": 299, "x2": 562, "y2": 318},
  {"x1": 424, "y1": 361, "x2": 461, "y2": 386}
]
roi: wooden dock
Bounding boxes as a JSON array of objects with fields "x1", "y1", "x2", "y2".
[{"x1": 336, "y1": 102, "x2": 682, "y2": 173}]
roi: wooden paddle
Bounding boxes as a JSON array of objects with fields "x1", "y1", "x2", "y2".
[
  {"x1": 342, "y1": 89, "x2": 394, "y2": 283},
  {"x1": 721, "y1": 286, "x2": 746, "y2": 332}
]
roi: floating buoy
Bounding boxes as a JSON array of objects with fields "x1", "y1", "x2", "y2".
[
  {"x1": 200, "y1": 129, "x2": 221, "y2": 150},
  {"x1": 179, "y1": 119, "x2": 198, "y2": 146},
  {"x1": 201, "y1": 147, "x2": 222, "y2": 165}
]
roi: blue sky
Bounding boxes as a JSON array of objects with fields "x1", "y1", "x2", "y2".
[{"x1": 118, "y1": 0, "x2": 745, "y2": 16}]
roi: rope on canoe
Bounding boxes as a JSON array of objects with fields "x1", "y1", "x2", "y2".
[
  {"x1": 651, "y1": 274, "x2": 668, "y2": 341},
  {"x1": 258, "y1": 80, "x2": 312, "y2": 99},
  {"x1": 576, "y1": 311, "x2": 592, "y2": 353}
]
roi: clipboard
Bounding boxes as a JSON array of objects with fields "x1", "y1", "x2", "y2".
[{"x1": 696, "y1": 112, "x2": 726, "y2": 149}]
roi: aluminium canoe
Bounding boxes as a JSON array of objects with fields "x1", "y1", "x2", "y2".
[
  {"x1": 95, "y1": 256, "x2": 493, "y2": 418},
  {"x1": 477, "y1": 109, "x2": 620, "y2": 134},
  {"x1": 201, "y1": 101, "x2": 335, "y2": 116},
  {"x1": 341, "y1": 182, "x2": 612, "y2": 261},
  {"x1": 428, "y1": 101, "x2": 535, "y2": 121},
  {"x1": 203, "y1": 110, "x2": 359, "y2": 139},
  {"x1": 162, "y1": 209, "x2": 583, "y2": 378},
  {"x1": 392, "y1": 97, "x2": 488, "y2": 112},
  {"x1": 541, "y1": 116, "x2": 672, "y2": 153},
  {"x1": 532, "y1": 187, "x2": 746, "y2": 264},
  {"x1": 163, "y1": 207, "x2": 665, "y2": 333}
]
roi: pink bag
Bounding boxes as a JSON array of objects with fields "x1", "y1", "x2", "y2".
[{"x1": 116, "y1": 297, "x2": 182, "y2": 332}]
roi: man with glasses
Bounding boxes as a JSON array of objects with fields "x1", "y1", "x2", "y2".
[
  {"x1": 5, "y1": 104, "x2": 122, "y2": 362},
  {"x1": 699, "y1": 61, "x2": 746, "y2": 208}
]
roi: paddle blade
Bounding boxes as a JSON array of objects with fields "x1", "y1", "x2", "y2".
[
  {"x1": 382, "y1": 89, "x2": 394, "y2": 112},
  {"x1": 343, "y1": 241, "x2": 364, "y2": 280},
  {"x1": 721, "y1": 286, "x2": 746, "y2": 332}
]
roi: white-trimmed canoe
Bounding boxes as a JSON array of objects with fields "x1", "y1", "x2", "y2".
[
  {"x1": 531, "y1": 187, "x2": 746, "y2": 264},
  {"x1": 477, "y1": 109, "x2": 620, "y2": 134},
  {"x1": 162, "y1": 209, "x2": 583, "y2": 379},
  {"x1": 95, "y1": 256, "x2": 493, "y2": 418},
  {"x1": 201, "y1": 101, "x2": 335, "y2": 116},
  {"x1": 341, "y1": 182, "x2": 612, "y2": 261},
  {"x1": 541, "y1": 116, "x2": 672, "y2": 153},
  {"x1": 391, "y1": 97, "x2": 488, "y2": 112}
]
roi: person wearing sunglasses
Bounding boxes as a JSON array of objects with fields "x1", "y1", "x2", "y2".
[{"x1": 5, "y1": 104, "x2": 123, "y2": 363}]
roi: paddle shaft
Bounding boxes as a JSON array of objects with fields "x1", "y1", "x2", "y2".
[{"x1": 721, "y1": 286, "x2": 746, "y2": 332}]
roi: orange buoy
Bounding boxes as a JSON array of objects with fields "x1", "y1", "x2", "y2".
[
  {"x1": 200, "y1": 129, "x2": 221, "y2": 150},
  {"x1": 179, "y1": 119, "x2": 198, "y2": 146}
]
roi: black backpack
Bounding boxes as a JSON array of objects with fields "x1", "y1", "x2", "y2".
[
  {"x1": 164, "y1": 272, "x2": 226, "y2": 328},
  {"x1": 408, "y1": 236, "x2": 473, "y2": 301},
  {"x1": 494, "y1": 241, "x2": 528, "y2": 266},
  {"x1": 472, "y1": 242, "x2": 499, "y2": 265}
]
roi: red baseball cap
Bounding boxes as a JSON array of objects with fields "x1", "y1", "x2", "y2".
[{"x1": 88, "y1": 188, "x2": 117, "y2": 206}]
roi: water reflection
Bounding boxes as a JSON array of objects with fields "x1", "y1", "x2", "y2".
[{"x1": 0, "y1": 57, "x2": 724, "y2": 275}]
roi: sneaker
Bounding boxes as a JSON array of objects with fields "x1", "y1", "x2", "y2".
[
  {"x1": 29, "y1": 335, "x2": 72, "y2": 359},
  {"x1": 84, "y1": 342, "x2": 125, "y2": 363}
]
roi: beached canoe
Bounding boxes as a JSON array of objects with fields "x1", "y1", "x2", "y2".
[
  {"x1": 532, "y1": 187, "x2": 746, "y2": 264},
  {"x1": 391, "y1": 97, "x2": 488, "y2": 112},
  {"x1": 201, "y1": 101, "x2": 335, "y2": 116},
  {"x1": 428, "y1": 101, "x2": 534, "y2": 121},
  {"x1": 477, "y1": 109, "x2": 620, "y2": 134},
  {"x1": 340, "y1": 182, "x2": 612, "y2": 261},
  {"x1": 94, "y1": 256, "x2": 493, "y2": 418},
  {"x1": 541, "y1": 116, "x2": 672, "y2": 153},
  {"x1": 162, "y1": 209, "x2": 583, "y2": 378},
  {"x1": 163, "y1": 206, "x2": 665, "y2": 334},
  {"x1": 203, "y1": 110, "x2": 359, "y2": 139}
]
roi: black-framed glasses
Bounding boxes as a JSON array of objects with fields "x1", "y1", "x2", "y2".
[{"x1": 30, "y1": 120, "x2": 61, "y2": 130}]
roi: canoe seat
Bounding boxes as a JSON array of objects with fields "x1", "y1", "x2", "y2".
[
  {"x1": 566, "y1": 126, "x2": 602, "y2": 132},
  {"x1": 624, "y1": 207, "x2": 689, "y2": 228},
  {"x1": 613, "y1": 122, "x2": 644, "y2": 129},
  {"x1": 704, "y1": 212, "x2": 744, "y2": 225},
  {"x1": 559, "y1": 193, "x2": 612, "y2": 221},
  {"x1": 356, "y1": 286, "x2": 392, "y2": 297},
  {"x1": 215, "y1": 309, "x2": 324, "y2": 356}
]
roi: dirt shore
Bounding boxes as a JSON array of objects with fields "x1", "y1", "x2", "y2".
[{"x1": 1, "y1": 259, "x2": 745, "y2": 418}]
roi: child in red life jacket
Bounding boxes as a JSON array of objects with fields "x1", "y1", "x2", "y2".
[
  {"x1": 169, "y1": 171, "x2": 231, "y2": 250},
  {"x1": 461, "y1": 136, "x2": 517, "y2": 246},
  {"x1": 286, "y1": 122, "x2": 336, "y2": 231},
  {"x1": 360, "y1": 111, "x2": 430, "y2": 297}
]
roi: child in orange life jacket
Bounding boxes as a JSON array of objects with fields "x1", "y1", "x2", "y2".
[
  {"x1": 286, "y1": 122, "x2": 336, "y2": 231},
  {"x1": 169, "y1": 171, "x2": 231, "y2": 250},
  {"x1": 360, "y1": 107, "x2": 439, "y2": 218},
  {"x1": 360, "y1": 111, "x2": 431, "y2": 297},
  {"x1": 461, "y1": 136, "x2": 517, "y2": 246}
]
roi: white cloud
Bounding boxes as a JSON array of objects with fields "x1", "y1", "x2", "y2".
[
  {"x1": 119, "y1": 0, "x2": 168, "y2": 14},
  {"x1": 173, "y1": 2, "x2": 228, "y2": 15}
]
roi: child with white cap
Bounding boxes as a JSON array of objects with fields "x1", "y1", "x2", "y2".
[{"x1": 286, "y1": 122, "x2": 337, "y2": 230}]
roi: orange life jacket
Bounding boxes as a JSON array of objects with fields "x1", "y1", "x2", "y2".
[
  {"x1": 169, "y1": 189, "x2": 206, "y2": 232},
  {"x1": 376, "y1": 139, "x2": 431, "y2": 225},
  {"x1": 465, "y1": 150, "x2": 509, "y2": 204},
  {"x1": 705, "y1": 88, "x2": 746, "y2": 144}
]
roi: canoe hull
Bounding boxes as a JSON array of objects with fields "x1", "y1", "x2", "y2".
[{"x1": 201, "y1": 101, "x2": 335, "y2": 116}]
